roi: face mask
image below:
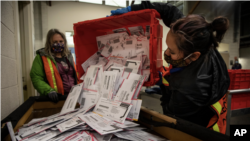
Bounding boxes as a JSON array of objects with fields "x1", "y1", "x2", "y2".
[
  {"x1": 235, "y1": 61, "x2": 238, "y2": 64},
  {"x1": 164, "y1": 53, "x2": 193, "y2": 68},
  {"x1": 52, "y1": 43, "x2": 64, "y2": 53}
]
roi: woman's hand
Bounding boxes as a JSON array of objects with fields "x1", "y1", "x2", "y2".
[
  {"x1": 48, "y1": 91, "x2": 59, "y2": 103},
  {"x1": 107, "y1": 6, "x2": 131, "y2": 17}
]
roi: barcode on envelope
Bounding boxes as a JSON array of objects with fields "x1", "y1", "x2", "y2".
[
  {"x1": 107, "y1": 76, "x2": 110, "y2": 89},
  {"x1": 90, "y1": 116, "x2": 98, "y2": 122},
  {"x1": 120, "y1": 103, "x2": 130, "y2": 108},
  {"x1": 67, "y1": 99, "x2": 72, "y2": 109},
  {"x1": 81, "y1": 98, "x2": 85, "y2": 106},
  {"x1": 127, "y1": 113, "x2": 133, "y2": 119},
  {"x1": 131, "y1": 80, "x2": 139, "y2": 92},
  {"x1": 83, "y1": 136, "x2": 92, "y2": 141},
  {"x1": 97, "y1": 41, "x2": 101, "y2": 48},
  {"x1": 100, "y1": 105, "x2": 109, "y2": 109},
  {"x1": 126, "y1": 40, "x2": 132, "y2": 44},
  {"x1": 113, "y1": 39, "x2": 120, "y2": 43}
]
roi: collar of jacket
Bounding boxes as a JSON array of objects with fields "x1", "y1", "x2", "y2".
[
  {"x1": 170, "y1": 67, "x2": 185, "y2": 74},
  {"x1": 36, "y1": 48, "x2": 74, "y2": 70}
]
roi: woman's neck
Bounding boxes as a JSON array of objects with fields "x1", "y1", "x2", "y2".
[{"x1": 55, "y1": 53, "x2": 62, "y2": 58}]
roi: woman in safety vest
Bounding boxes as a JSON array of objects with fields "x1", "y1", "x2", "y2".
[
  {"x1": 109, "y1": 1, "x2": 230, "y2": 134},
  {"x1": 30, "y1": 29, "x2": 78, "y2": 102}
]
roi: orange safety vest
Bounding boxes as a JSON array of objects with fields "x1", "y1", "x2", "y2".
[
  {"x1": 41, "y1": 56, "x2": 79, "y2": 95},
  {"x1": 157, "y1": 65, "x2": 172, "y2": 86},
  {"x1": 206, "y1": 93, "x2": 228, "y2": 134}
]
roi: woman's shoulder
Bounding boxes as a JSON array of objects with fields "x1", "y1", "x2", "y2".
[{"x1": 36, "y1": 48, "x2": 46, "y2": 56}]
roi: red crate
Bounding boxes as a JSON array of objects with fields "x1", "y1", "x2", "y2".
[
  {"x1": 231, "y1": 92, "x2": 250, "y2": 110},
  {"x1": 228, "y1": 69, "x2": 250, "y2": 90},
  {"x1": 73, "y1": 9, "x2": 163, "y2": 86},
  {"x1": 232, "y1": 70, "x2": 250, "y2": 89}
]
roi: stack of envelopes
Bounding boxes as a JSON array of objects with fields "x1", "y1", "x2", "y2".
[{"x1": 13, "y1": 26, "x2": 167, "y2": 141}]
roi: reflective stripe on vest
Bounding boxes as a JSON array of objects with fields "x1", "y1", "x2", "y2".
[
  {"x1": 211, "y1": 101, "x2": 223, "y2": 133},
  {"x1": 213, "y1": 123, "x2": 220, "y2": 132},
  {"x1": 162, "y1": 77, "x2": 169, "y2": 86},
  {"x1": 207, "y1": 93, "x2": 227, "y2": 134},
  {"x1": 46, "y1": 57, "x2": 58, "y2": 92}
]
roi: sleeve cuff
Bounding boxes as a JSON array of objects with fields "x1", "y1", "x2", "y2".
[{"x1": 131, "y1": 4, "x2": 142, "y2": 11}]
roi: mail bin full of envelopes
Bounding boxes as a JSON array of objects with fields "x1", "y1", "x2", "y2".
[{"x1": 73, "y1": 9, "x2": 163, "y2": 87}]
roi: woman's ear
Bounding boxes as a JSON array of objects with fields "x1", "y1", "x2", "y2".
[{"x1": 190, "y1": 51, "x2": 201, "y2": 62}]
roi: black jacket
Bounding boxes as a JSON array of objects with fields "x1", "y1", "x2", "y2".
[{"x1": 132, "y1": 1, "x2": 230, "y2": 127}]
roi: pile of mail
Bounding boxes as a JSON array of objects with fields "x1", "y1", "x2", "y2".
[
  {"x1": 13, "y1": 82, "x2": 167, "y2": 141},
  {"x1": 12, "y1": 26, "x2": 168, "y2": 141},
  {"x1": 81, "y1": 26, "x2": 151, "y2": 82}
]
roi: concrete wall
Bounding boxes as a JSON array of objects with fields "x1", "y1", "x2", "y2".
[
  {"x1": 239, "y1": 47, "x2": 250, "y2": 69},
  {"x1": 1, "y1": 1, "x2": 23, "y2": 120},
  {"x1": 33, "y1": 1, "x2": 48, "y2": 53}
]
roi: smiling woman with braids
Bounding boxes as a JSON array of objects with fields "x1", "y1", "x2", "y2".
[{"x1": 109, "y1": 1, "x2": 230, "y2": 134}]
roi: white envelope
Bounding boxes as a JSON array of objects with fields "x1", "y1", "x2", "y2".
[
  {"x1": 111, "y1": 38, "x2": 137, "y2": 59},
  {"x1": 34, "y1": 130, "x2": 61, "y2": 141},
  {"x1": 70, "y1": 131, "x2": 92, "y2": 141},
  {"x1": 109, "y1": 56, "x2": 127, "y2": 66},
  {"x1": 114, "y1": 130, "x2": 166, "y2": 141},
  {"x1": 81, "y1": 53, "x2": 100, "y2": 72},
  {"x1": 60, "y1": 83, "x2": 83, "y2": 115},
  {"x1": 97, "y1": 32, "x2": 128, "y2": 50},
  {"x1": 133, "y1": 99, "x2": 142, "y2": 121},
  {"x1": 108, "y1": 66, "x2": 124, "y2": 96},
  {"x1": 103, "y1": 60, "x2": 115, "y2": 71},
  {"x1": 128, "y1": 26, "x2": 144, "y2": 36},
  {"x1": 124, "y1": 59, "x2": 141, "y2": 74},
  {"x1": 48, "y1": 130, "x2": 79, "y2": 141},
  {"x1": 83, "y1": 65, "x2": 100, "y2": 92},
  {"x1": 93, "y1": 133, "x2": 113, "y2": 141},
  {"x1": 78, "y1": 90, "x2": 100, "y2": 111},
  {"x1": 56, "y1": 117, "x2": 85, "y2": 133},
  {"x1": 93, "y1": 98, "x2": 132, "y2": 124},
  {"x1": 127, "y1": 73, "x2": 145, "y2": 99},
  {"x1": 114, "y1": 78, "x2": 140, "y2": 103},
  {"x1": 78, "y1": 112, "x2": 123, "y2": 135},
  {"x1": 127, "y1": 99, "x2": 142, "y2": 121},
  {"x1": 126, "y1": 100, "x2": 137, "y2": 121},
  {"x1": 100, "y1": 71, "x2": 119, "y2": 100}
]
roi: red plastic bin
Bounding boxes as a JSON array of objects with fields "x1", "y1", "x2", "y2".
[
  {"x1": 231, "y1": 92, "x2": 250, "y2": 110},
  {"x1": 73, "y1": 9, "x2": 163, "y2": 86},
  {"x1": 229, "y1": 69, "x2": 250, "y2": 90}
]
